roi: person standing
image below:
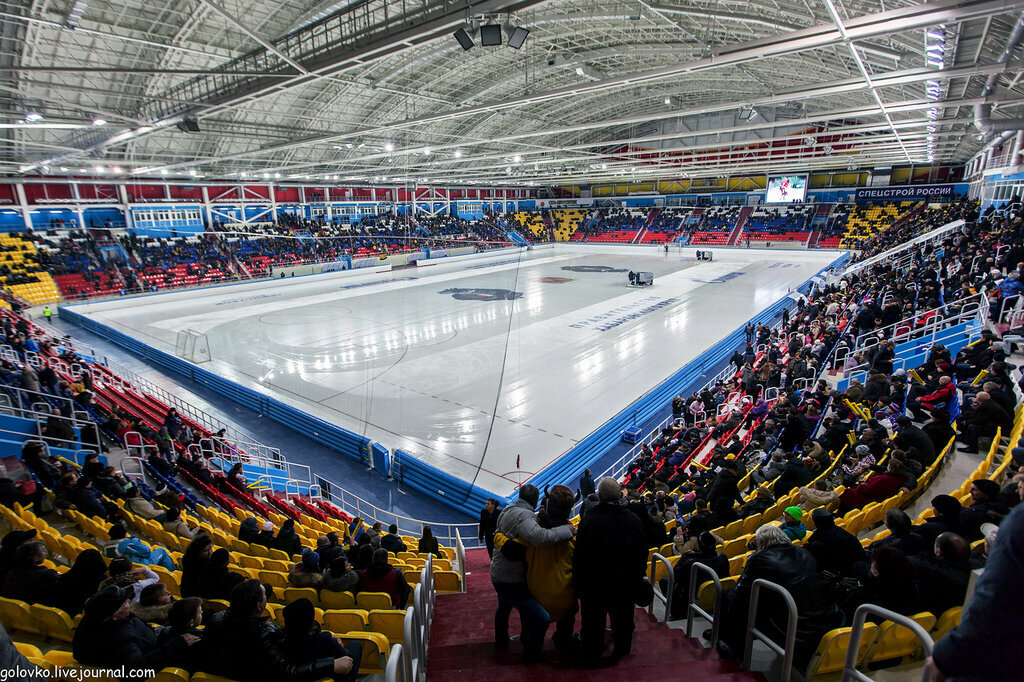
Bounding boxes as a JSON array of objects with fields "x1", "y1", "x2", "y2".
[
  {"x1": 579, "y1": 469, "x2": 595, "y2": 498},
  {"x1": 43, "y1": 306, "x2": 52, "y2": 324},
  {"x1": 573, "y1": 478, "x2": 647, "y2": 664},
  {"x1": 490, "y1": 484, "x2": 573, "y2": 663},
  {"x1": 478, "y1": 499, "x2": 500, "y2": 559}
]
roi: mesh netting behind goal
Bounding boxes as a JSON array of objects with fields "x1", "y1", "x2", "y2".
[{"x1": 175, "y1": 329, "x2": 212, "y2": 363}]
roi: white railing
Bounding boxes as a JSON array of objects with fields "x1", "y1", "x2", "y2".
[{"x1": 843, "y1": 219, "x2": 965, "y2": 277}]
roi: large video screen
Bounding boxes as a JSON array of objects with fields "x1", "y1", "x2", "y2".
[{"x1": 766, "y1": 175, "x2": 807, "y2": 203}]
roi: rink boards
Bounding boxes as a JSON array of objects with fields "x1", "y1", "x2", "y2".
[{"x1": 61, "y1": 244, "x2": 847, "y2": 515}]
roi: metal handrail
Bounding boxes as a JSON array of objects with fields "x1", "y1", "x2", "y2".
[
  {"x1": 743, "y1": 578, "x2": 798, "y2": 682},
  {"x1": 841, "y1": 604, "x2": 934, "y2": 682},
  {"x1": 455, "y1": 529, "x2": 467, "y2": 594},
  {"x1": 384, "y1": 643, "x2": 405, "y2": 682},
  {"x1": 685, "y1": 562, "x2": 724, "y2": 646},
  {"x1": 648, "y1": 553, "x2": 673, "y2": 622},
  {"x1": 402, "y1": 606, "x2": 419, "y2": 682}
]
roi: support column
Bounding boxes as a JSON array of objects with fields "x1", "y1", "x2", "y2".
[
  {"x1": 70, "y1": 182, "x2": 85, "y2": 231},
  {"x1": 14, "y1": 183, "x2": 30, "y2": 231},
  {"x1": 201, "y1": 186, "x2": 213, "y2": 229},
  {"x1": 117, "y1": 184, "x2": 134, "y2": 230}
]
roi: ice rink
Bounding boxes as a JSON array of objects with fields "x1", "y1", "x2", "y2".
[{"x1": 67, "y1": 244, "x2": 841, "y2": 497}]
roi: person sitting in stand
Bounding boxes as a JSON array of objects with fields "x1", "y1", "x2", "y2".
[
  {"x1": 779, "y1": 507, "x2": 807, "y2": 541},
  {"x1": 73, "y1": 585, "x2": 198, "y2": 677},
  {"x1": 288, "y1": 551, "x2": 323, "y2": 589},
  {"x1": 418, "y1": 526, "x2": 441, "y2": 557},
  {"x1": 278, "y1": 598, "x2": 362, "y2": 682},
  {"x1": 358, "y1": 548, "x2": 410, "y2": 608},
  {"x1": 1, "y1": 541, "x2": 60, "y2": 604}
]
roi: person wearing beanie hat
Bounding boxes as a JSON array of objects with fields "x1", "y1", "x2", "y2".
[
  {"x1": 805, "y1": 508, "x2": 865, "y2": 575},
  {"x1": 842, "y1": 444, "x2": 875, "y2": 485},
  {"x1": 780, "y1": 506, "x2": 807, "y2": 541},
  {"x1": 288, "y1": 550, "x2": 324, "y2": 589},
  {"x1": 73, "y1": 584, "x2": 198, "y2": 675},
  {"x1": 666, "y1": 531, "x2": 729, "y2": 620},
  {"x1": 279, "y1": 598, "x2": 363, "y2": 682},
  {"x1": 739, "y1": 485, "x2": 775, "y2": 518},
  {"x1": 253, "y1": 520, "x2": 276, "y2": 549},
  {"x1": 960, "y1": 478, "x2": 1010, "y2": 541}
]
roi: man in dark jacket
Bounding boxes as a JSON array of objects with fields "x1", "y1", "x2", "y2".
[
  {"x1": 720, "y1": 525, "x2": 841, "y2": 667},
  {"x1": 573, "y1": 478, "x2": 648, "y2": 664},
  {"x1": 773, "y1": 455, "x2": 813, "y2": 496},
  {"x1": 198, "y1": 579, "x2": 354, "y2": 681},
  {"x1": 73, "y1": 585, "x2": 196, "y2": 676},
  {"x1": 379, "y1": 525, "x2": 407, "y2": 556},
  {"x1": 668, "y1": 532, "x2": 729, "y2": 620},
  {"x1": 921, "y1": 410, "x2": 956, "y2": 456},
  {"x1": 805, "y1": 509, "x2": 865, "y2": 575},
  {"x1": 867, "y1": 510, "x2": 927, "y2": 557},
  {"x1": 579, "y1": 469, "x2": 596, "y2": 498},
  {"x1": 960, "y1": 391, "x2": 1012, "y2": 454},
  {"x1": 959, "y1": 478, "x2": 1009, "y2": 541},
  {"x1": 1, "y1": 542, "x2": 59, "y2": 604},
  {"x1": 929, "y1": 492, "x2": 1024, "y2": 680},
  {"x1": 910, "y1": 532, "x2": 972, "y2": 616},
  {"x1": 892, "y1": 416, "x2": 936, "y2": 466},
  {"x1": 708, "y1": 461, "x2": 744, "y2": 511}
]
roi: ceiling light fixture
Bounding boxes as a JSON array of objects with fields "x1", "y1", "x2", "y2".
[{"x1": 92, "y1": 117, "x2": 106, "y2": 126}]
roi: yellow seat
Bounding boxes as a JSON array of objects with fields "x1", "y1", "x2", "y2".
[
  {"x1": 147, "y1": 668, "x2": 191, "y2": 682},
  {"x1": 268, "y1": 548, "x2": 292, "y2": 562},
  {"x1": 258, "y1": 570, "x2": 289, "y2": 589},
  {"x1": 356, "y1": 592, "x2": 395, "y2": 610},
  {"x1": 866, "y1": 612, "x2": 937, "y2": 665},
  {"x1": 151, "y1": 566, "x2": 181, "y2": 597},
  {"x1": 201, "y1": 599, "x2": 230, "y2": 615},
  {"x1": 434, "y1": 570, "x2": 462, "y2": 593},
  {"x1": 932, "y1": 607, "x2": 962, "y2": 642},
  {"x1": 431, "y1": 558, "x2": 453, "y2": 571},
  {"x1": 238, "y1": 555, "x2": 263, "y2": 569},
  {"x1": 0, "y1": 597, "x2": 44, "y2": 637},
  {"x1": 650, "y1": 554, "x2": 680, "y2": 584},
  {"x1": 249, "y1": 543, "x2": 270, "y2": 558},
  {"x1": 323, "y1": 609, "x2": 369, "y2": 634},
  {"x1": 283, "y1": 587, "x2": 319, "y2": 606},
  {"x1": 403, "y1": 568, "x2": 422, "y2": 585},
  {"x1": 696, "y1": 577, "x2": 736, "y2": 614},
  {"x1": 340, "y1": 631, "x2": 389, "y2": 674},
  {"x1": 262, "y1": 559, "x2": 290, "y2": 573},
  {"x1": 31, "y1": 604, "x2": 75, "y2": 642},
  {"x1": 722, "y1": 536, "x2": 748, "y2": 558},
  {"x1": 42, "y1": 650, "x2": 76, "y2": 670},
  {"x1": 368, "y1": 609, "x2": 406, "y2": 645},
  {"x1": 804, "y1": 624, "x2": 878, "y2": 679},
  {"x1": 320, "y1": 590, "x2": 356, "y2": 610},
  {"x1": 231, "y1": 539, "x2": 251, "y2": 555},
  {"x1": 396, "y1": 552, "x2": 416, "y2": 562},
  {"x1": 14, "y1": 642, "x2": 43, "y2": 658}
]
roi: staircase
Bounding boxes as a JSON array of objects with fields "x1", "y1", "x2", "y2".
[
  {"x1": 632, "y1": 227, "x2": 648, "y2": 244},
  {"x1": 806, "y1": 229, "x2": 821, "y2": 248},
  {"x1": 427, "y1": 549, "x2": 760, "y2": 681},
  {"x1": 727, "y1": 206, "x2": 754, "y2": 246},
  {"x1": 541, "y1": 212, "x2": 557, "y2": 242}
]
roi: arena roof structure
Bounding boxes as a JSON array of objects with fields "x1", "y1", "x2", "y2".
[{"x1": 2, "y1": 0, "x2": 1024, "y2": 186}]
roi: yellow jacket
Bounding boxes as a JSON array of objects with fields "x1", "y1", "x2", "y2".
[{"x1": 526, "y1": 536, "x2": 575, "y2": 622}]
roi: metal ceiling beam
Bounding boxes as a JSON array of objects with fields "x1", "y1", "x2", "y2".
[{"x1": 143, "y1": 56, "x2": 1021, "y2": 173}]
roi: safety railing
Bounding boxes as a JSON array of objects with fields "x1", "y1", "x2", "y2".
[
  {"x1": 851, "y1": 292, "x2": 983, "y2": 351},
  {"x1": 841, "y1": 604, "x2": 934, "y2": 682},
  {"x1": 648, "y1": 553, "x2": 673, "y2": 622},
  {"x1": 685, "y1": 562, "x2": 724, "y2": 647},
  {"x1": 384, "y1": 643, "x2": 405, "y2": 682},
  {"x1": 313, "y1": 472, "x2": 480, "y2": 549},
  {"x1": 103, "y1": 357, "x2": 273, "y2": 456},
  {"x1": 842, "y1": 219, "x2": 965, "y2": 276},
  {"x1": 455, "y1": 529, "x2": 467, "y2": 594},
  {"x1": 743, "y1": 579, "x2": 798, "y2": 682}
]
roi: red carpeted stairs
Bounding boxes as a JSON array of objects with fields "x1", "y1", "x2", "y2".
[{"x1": 426, "y1": 549, "x2": 762, "y2": 681}]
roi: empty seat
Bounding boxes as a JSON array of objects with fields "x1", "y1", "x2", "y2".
[
  {"x1": 323, "y1": 609, "x2": 370, "y2": 635},
  {"x1": 320, "y1": 590, "x2": 356, "y2": 610},
  {"x1": 804, "y1": 624, "x2": 878, "y2": 679},
  {"x1": 368, "y1": 609, "x2": 406, "y2": 645},
  {"x1": 356, "y1": 592, "x2": 395, "y2": 611},
  {"x1": 31, "y1": 604, "x2": 75, "y2": 642}
]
